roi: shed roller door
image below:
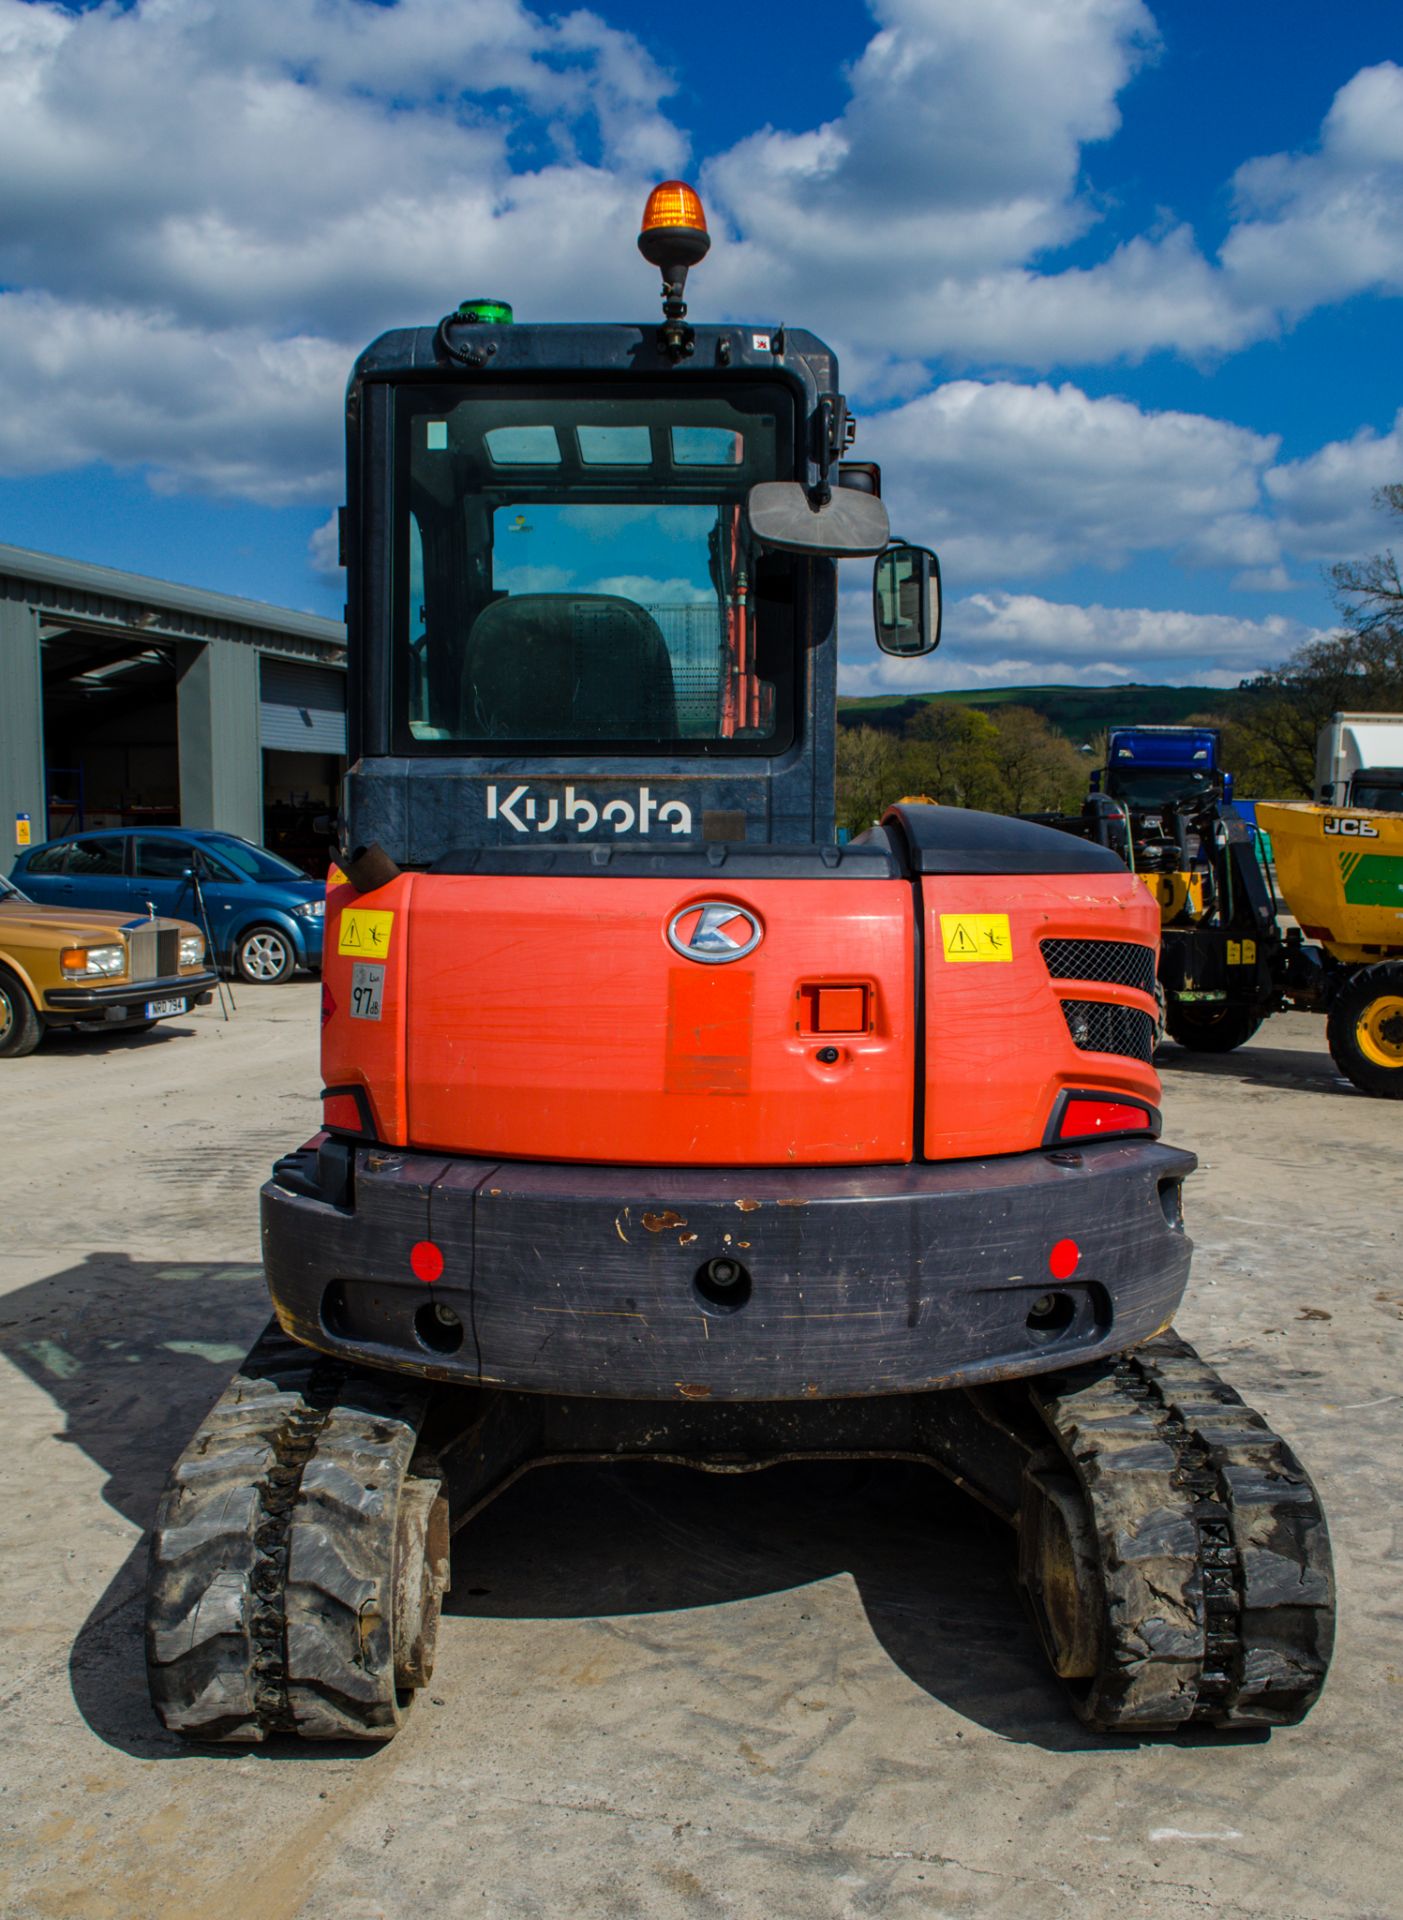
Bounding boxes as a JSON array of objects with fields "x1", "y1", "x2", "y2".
[{"x1": 260, "y1": 659, "x2": 346, "y2": 753}]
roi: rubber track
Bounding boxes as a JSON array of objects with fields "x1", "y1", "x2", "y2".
[
  {"x1": 1028, "y1": 1330, "x2": 1335, "y2": 1731},
  {"x1": 146, "y1": 1320, "x2": 435, "y2": 1742}
]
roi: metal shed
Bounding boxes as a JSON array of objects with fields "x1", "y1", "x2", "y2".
[{"x1": 0, "y1": 542, "x2": 346, "y2": 858}]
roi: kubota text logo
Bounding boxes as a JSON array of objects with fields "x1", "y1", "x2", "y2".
[{"x1": 486, "y1": 783, "x2": 693, "y2": 836}]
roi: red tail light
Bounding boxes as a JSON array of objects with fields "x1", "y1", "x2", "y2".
[
  {"x1": 323, "y1": 1090, "x2": 365, "y2": 1133},
  {"x1": 1053, "y1": 1094, "x2": 1157, "y2": 1143}
]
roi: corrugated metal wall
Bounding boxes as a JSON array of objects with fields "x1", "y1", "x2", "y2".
[{"x1": 260, "y1": 658, "x2": 346, "y2": 753}]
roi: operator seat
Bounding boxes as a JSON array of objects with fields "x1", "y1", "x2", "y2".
[{"x1": 460, "y1": 593, "x2": 678, "y2": 740}]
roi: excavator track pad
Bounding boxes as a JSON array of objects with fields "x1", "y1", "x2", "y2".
[
  {"x1": 146, "y1": 1324, "x2": 1331, "y2": 1743},
  {"x1": 146, "y1": 1323, "x2": 448, "y2": 1742}
]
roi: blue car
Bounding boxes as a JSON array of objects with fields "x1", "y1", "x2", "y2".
[{"x1": 12, "y1": 827, "x2": 325, "y2": 983}]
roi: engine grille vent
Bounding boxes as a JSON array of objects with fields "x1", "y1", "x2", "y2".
[
  {"x1": 1060, "y1": 998, "x2": 1156, "y2": 1062},
  {"x1": 1042, "y1": 938, "x2": 1156, "y2": 996},
  {"x1": 123, "y1": 925, "x2": 180, "y2": 983},
  {"x1": 127, "y1": 926, "x2": 157, "y2": 983}
]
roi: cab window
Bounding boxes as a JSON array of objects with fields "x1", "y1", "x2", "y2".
[{"x1": 395, "y1": 384, "x2": 796, "y2": 756}]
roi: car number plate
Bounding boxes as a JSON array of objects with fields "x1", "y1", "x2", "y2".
[
  {"x1": 349, "y1": 963, "x2": 384, "y2": 1021},
  {"x1": 145, "y1": 997, "x2": 188, "y2": 1018}
]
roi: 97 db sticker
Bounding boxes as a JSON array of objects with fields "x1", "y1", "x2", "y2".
[
  {"x1": 940, "y1": 913, "x2": 1013, "y2": 962},
  {"x1": 349, "y1": 962, "x2": 385, "y2": 1021},
  {"x1": 338, "y1": 907, "x2": 395, "y2": 957}
]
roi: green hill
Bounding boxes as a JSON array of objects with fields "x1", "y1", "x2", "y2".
[{"x1": 838, "y1": 682, "x2": 1259, "y2": 743}]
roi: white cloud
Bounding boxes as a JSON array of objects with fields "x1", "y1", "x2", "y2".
[
  {"x1": 861, "y1": 379, "x2": 1282, "y2": 578},
  {"x1": 702, "y1": 37, "x2": 1403, "y2": 374},
  {"x1": 309, "y1": 510, "x2": 341, "y2": 576},
  {"x1": 0, "y1": 0, "x2": 684, "y2": 498},
  {"x1": 1265, "y1": 408, "x2": 1403, "y2": 563},
  {"x1": 1223, "y1": 63, "x2": 1403, "y2": 316},
  {"x1": 585, "y1": 574, "x2": 713, "y2": 605},
  {"x1": 492, "y1": 563, "x2": 575, "y2": 595},
  {"x1": 703, "y1": 0, "x2": 1159, "y2": 358},
  {"x1": 838, "y1": 590, "x2": 1334, "y2": 694},
  {"x1": 0, "y1": 291, "x2": 346, "y2": 502}
]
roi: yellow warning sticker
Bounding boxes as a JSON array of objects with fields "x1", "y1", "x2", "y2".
[
  {"x1": 1242, "y1": 937, "x2": 1256, "y2": 965},
  {"x1": 940, "y1": 913, "x2": 1013, "y2": 963},
  {"x1": 1226, "y1": 939, "x2": 1241, "y2": 966},
  {"x1": 338, "y1": 907, "x2": 395, "y2": 958}
]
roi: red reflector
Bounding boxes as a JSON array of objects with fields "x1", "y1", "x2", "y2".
[
  {"x1": 1058, "y1": 1098, "x2": 1152, "y2": 1140},
  {"x1": 410, "y1": 1241, "x2": 444, "y2": 1284},
  {"x1": 798, "y1": 982, "x2": 870, "y2": 1034},
  {"x1": 322, "y1": 1091, "x2": 361, "y2": 1131},
  {"x1": 321, "y1": 982, "x2": 336, "y2": 1027},
  {"x1": 1049, "y1": 1238, "x2": 1080, "y2": 1281}
]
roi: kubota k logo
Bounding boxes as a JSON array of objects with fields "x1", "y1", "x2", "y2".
[{"x1": 667, "y1": 901, "x2": 763, "y2": 964}]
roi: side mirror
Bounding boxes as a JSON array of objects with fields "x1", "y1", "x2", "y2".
[
  {"x1": 747, "y1": 481, "x2": 890, "y2": 557},
  {"x1": 873, "y1": 543, "x2": 941, "y2": 656}
]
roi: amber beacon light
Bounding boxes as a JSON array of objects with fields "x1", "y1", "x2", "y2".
[{"x1": 638, "y1": 180, "x2": 711, "y2": 358}]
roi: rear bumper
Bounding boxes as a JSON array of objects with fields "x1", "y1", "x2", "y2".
[{"x1": 261, "y1": 1138, "x2": 1196, "y2": 1401}]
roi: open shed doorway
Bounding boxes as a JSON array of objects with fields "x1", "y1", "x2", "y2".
[
  {"x1": 40, "y1": 631, "x2": 179, "y2": 839},
  {"x1": 262, "y1": 749, "x2": 343, "y2": 876},
  {"x1": 259, "y1": 657, "x2": 346, "y2": 876}
]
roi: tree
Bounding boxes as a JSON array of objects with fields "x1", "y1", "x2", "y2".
[
  {"x1": 1236, "y1": 485, "x2": 1403, "y2": 794},
  {"x1": 835, "y1": 724, "x2": 902, "y2": 837},
  {"x1": 903, "y1": 702, "x2": 1003, "y2": 809},
  {"x1": 1329, "y1": 483, "x2": 1403, "y2": 638},
  {"x1": 988, "y1": 706, "x2": 1086, "y2": 813}
]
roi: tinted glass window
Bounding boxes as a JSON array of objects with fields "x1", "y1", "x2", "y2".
[
  {"x1": 1352, "y1": 783, "x2": 1403, "y2": 813},
  {"x1": 578, "y1": 426, "x2": 651, "y2": 465},
  {"x1": 196, "y1": 844, "x2": 246, "y2": 882},
  {"x1": 66, "y1": 836, "x2": 126, "y2": 876},
  {"x1": 671, "y1": 427, "x2": 742, "y2": 465},
  {"x1": 135, "y1": 838, "x2": 196, "y2": 878},
  {"x1": 24, "y1": 844, "x2": 70, "y2": 875},
  {"x1": 206, "y1": 837, "x2": 304, "y2": 880},
  {"x1": 397, "y1": 383, "x2": 795, "y2": 756},
  {"x1": 484, "y1": 426, "x2": 561, "y2": 465}
]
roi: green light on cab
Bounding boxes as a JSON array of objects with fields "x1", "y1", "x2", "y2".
[{"x1": 456, "y1": 298, "x2": 514, "y2": 325}]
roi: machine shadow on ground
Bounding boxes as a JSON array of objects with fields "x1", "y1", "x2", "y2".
[
  {"x1": 1156, "y1": 1039, "x2": 1355, "y2": 1097},
  {"x1": 4, "y1": 1255, "x2": 1254, "y2": 1765}
]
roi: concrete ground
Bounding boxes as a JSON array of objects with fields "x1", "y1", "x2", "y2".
[{"x1": 1, "y1": 984, "x2": 1399, "y2": 1920}]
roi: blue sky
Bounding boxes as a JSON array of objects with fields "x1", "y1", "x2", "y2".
[{"x1": 0, "y1": 0, "x2": 1400, "y2": 692}]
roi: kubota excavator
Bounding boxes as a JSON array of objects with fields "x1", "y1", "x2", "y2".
[{"x1": 146, "y1": 183, "x2": 1334, "y2": 1743}]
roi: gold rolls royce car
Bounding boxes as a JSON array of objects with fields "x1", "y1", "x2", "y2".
[{"x1": 0, "y1": 873, "x2": 219, "y2": 1058}]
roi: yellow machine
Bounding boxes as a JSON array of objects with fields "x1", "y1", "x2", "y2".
[
  {"x1": 1141, "y1": 866, "x2": 1207, "y2": 925},
  {"x1": 1257, "y1": 801, "x2": 1403, "y2": 1093}
]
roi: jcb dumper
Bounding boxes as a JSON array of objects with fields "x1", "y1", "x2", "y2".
[
  {"x1": 146, "y1": 184, "x2": 1333, "y2": 1743},
  {"x1": 1258, "y1": 798, "x2": 1403, "y2": 1095}
]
